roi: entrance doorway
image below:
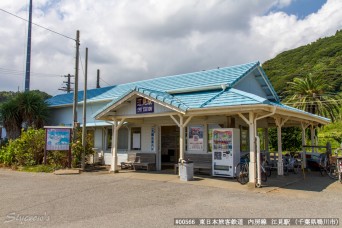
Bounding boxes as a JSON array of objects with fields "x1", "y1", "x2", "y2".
[{"x1": 161, "y1": 126, "x2": 180, "y2": 170}]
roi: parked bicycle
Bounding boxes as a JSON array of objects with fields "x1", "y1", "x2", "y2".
[
  {"x1": 319, "y1": 150, "x2": 339, "y2": 180},
  {"x1": 283, "y1": 153, "x2": 301, "y2": 176},
  {"x1": 235, "y1": 153, "x2": 268, "y2": 185},
  {"x1": 236, "y1": 154, "x2": 249, "y2": 185}
]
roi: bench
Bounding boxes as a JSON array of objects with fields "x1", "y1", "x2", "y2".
[
  {"x1": 120, "y1": 153, "x2": 137, "y2": 170},
  {"x1": 174, "y1": 153, "x2": 212, "y2": 175},
  {"x1": 133, "y1": 153, "x2": 156, "y2": 171}
]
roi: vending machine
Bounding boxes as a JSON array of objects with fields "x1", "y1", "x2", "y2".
[{"x1": 212, "y1": 128, "x2": 240, "y2": 177}]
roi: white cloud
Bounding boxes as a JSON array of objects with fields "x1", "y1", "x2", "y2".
[
  {"x1": 250, "y1": 0, "x2": 342, "y2": 58},
  {"x1": 0, "y1": 0, "x2": 340, "y2": 94}
]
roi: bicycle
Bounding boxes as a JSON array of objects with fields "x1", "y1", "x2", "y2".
[
  {"x1": 319, "y1": 150, "x2": 339, "y2": 180},
  {"x1": 235, "y1": 154, "x2": 268, "y2": 185},
  {"x1": 283, "y1": 153, "x2": 301, "y2": 176},
  {"x1": 236, "y1": 154, "x2": 249, "y2": 185}
]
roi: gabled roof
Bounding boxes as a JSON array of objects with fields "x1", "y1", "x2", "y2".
[{"x1": 48, "y1": 61, "x2": 277, "y2": 107}]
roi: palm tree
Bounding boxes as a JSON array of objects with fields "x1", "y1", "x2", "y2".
[
  {"x1": 16, "y1": 91, "x2": 49, "y2": 128},
  {"x1": 0, "y1": 101, "x2": 22, "y2": 139},
  {"x1": 0, "y1": 91, "x2": 49, "y2": 139},
  {"x1": 283, "y1": 74, "x2": 341, "y2": 122}
]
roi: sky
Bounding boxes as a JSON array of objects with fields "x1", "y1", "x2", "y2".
[{"x1": 0, "y1": 0, "x2": 341, "y2": 95}]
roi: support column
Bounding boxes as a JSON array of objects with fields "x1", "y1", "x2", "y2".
[
  {"x1": 249, "y1": 112, "x2": 256, "y2": 184},
  {"x1": 179, "y1": 116, "x2": 184, "y2": 161},
  {"x1": 301, "y1": 123, "x2": 308, "y2": 168},
  {"x1": 170, "y1": 115, "x2": 193, "y2": 162},
  {"x1": 265, "y1": 128, "x2": 270, "y2": 162},
  {"x1": 277, "y1": 123, "x2": 283, "y2": 175},
  {"x1": 311, "y1": 125, "x2": 315, "y2": 154},
  {"x1": 110, "y1": 118, "x2": 126, "y2": 173},
  {"x1": 110, "y1": 121, "x2": 118, "y2": 173},
  {"x1": 274, "y1": 117, "x2": 288, "y2": 176}
]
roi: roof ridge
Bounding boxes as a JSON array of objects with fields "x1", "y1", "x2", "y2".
[
  {"x1": 199, "y1": 89, "x2": 227, "y2": 108},
  {"x1": 229, "y1": 88, "x2": 270, "y2": 104}
]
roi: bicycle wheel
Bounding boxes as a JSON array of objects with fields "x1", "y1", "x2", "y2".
[
  {"x1": 236, "y1": 163, "x2": 249, "y2": 185},
  {"x1": 263, "y1": 161, "x2": 272, "y2": 177},
  {"x1": 261, "y1": 170, "x2": 267, "y2": 182},
  {"x1": 293, "y1": 160, "x2": 300, "y2": 174},
  {"x1": 283, "y1": 160, "x2": 289, "y2": 176},
  {"x1": 327, "y1": 164, "x2": 339, "y2": 180},
  {"x1": 235, "y1": 163, "x2": 243, "y2": 183}
]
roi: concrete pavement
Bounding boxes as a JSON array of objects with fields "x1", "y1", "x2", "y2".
[{"x1": 0, "y1": 168, "x2": 341, "y2": 228}]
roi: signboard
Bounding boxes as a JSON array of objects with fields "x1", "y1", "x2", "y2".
[
  {"x1": 136, "y1": 97, "x2": 154, "y2": 114},
  {"x1": 188, "y1": 125, "x2": 204, "y2": 151},
  {"x1": 45, "y1": 128, "x2": 71, "y2": 151}
]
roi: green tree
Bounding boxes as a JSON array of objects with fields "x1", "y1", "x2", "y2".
[
  {"x1": 283, "y1": 74, "x2": 341, "y2": 122},
  {"x1": 0, "y1": 91, "x2": 50, "y2": 139},
  {"x1": 268, "y1": 127, "x2": 302, "y2": 152}
]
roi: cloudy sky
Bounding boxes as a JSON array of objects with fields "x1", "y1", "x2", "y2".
[{"x1": 0, "y1": 0, "x2": 341, "y2": 95}]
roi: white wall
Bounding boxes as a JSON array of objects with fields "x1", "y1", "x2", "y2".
[
  {"x1": 48, "y1": 101, "x2": 109, "y2": 126},
  {"x1": 234, "y1": 73, "x2": 268, "y2": 99}
]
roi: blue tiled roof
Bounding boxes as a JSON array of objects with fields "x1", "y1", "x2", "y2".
[
  {"x1": 46, "y1": 86, "x2": 116, "y2": 107},
  {"x1": 48, "y1": 61, "x2": 262, "y2": 107}
]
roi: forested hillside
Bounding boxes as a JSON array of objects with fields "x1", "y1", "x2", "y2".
[{"x1": 263, "y1": 30, "x2": 342, "y2": 97}]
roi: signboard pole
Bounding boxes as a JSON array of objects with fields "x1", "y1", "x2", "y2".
[{"x1": 44, "y1": 148, "x2": 47, "y2": 165}]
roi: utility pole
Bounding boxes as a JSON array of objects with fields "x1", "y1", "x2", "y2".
[
  {"x1": 96, "y1": 69, "x2": 100, "y2": 88},
  {"x1": 59, "y1": 74, "x2": 74, "y2": 93},
  {"x1": 25, "y1": 0, "x2": 33, "y2": 91},
  {"x1": 81, "y1": 47, "x2": 88, "y2": 171},
  {"x1": 71, "y1": 30, "x2": 80, "y2": 168}
]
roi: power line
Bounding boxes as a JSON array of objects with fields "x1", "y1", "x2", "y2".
[
  {"x1": 0, "y1": 7, "x2": 76, "y2": 41},
  {"x1": 100, "y1": 77, "x2": 111, "y2": 86},
  {"x1": 0, "y1": 67, "x2": 63, "y2": 78}
]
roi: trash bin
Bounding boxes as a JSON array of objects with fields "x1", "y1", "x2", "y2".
[
  {"x1": 179, "y1": 160, "x2": 194, "y2": 181},
  {"x1": 337, "y1": 156, "x2": 342, "y2": 183}
]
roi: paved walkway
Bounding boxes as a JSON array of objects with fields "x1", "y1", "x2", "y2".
[
  {"x1": 1, "y1": 168, "x2": 341, "y2": 228},
  {"x1": 85, "y1": 166, "x2": 340, "y2": 194}
]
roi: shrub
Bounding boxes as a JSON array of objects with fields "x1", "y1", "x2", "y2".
[
  {"x1": 71, "y1": 128, "x2": 94, "y2": 168},
  {"x1": 0, "y1": 128, "x2": 45, "y2": 166}
]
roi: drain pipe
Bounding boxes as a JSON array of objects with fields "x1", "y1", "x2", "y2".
[
  {"x1": 255, "y1": 135, "x2": 262, "y2": 188},
  {"x1": 253, "y1": 107, "x2": 276, "y2": 188}
]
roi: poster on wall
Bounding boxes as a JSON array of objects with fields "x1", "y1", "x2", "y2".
[
  {"x1": 136, "y1": 97, "x2": 154, "y2": 114},
  {"x1": 45, "y1": 128, "x2": 71, "y2": 151},
  {"x1": 188, "y1": 125, "x2": 204, "y2": 151}
]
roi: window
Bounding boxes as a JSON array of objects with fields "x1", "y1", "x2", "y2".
[
  {"x1": 131, "y1": 127, "x2": 141, "y2": 150},
  {"x1": 240, "y1": 126, "x2": 249, "y2": 152}
]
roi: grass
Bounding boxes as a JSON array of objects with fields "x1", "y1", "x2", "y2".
[{"x1": 18, "y1": 165, "x2": 56, "y2": 173}]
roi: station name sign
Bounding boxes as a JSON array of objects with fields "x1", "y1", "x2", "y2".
[{"x1": 136, "y1": 97, "x2": 154, "y2": 114}]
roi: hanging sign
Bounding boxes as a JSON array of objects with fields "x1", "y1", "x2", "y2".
[{"x1": 136, "y1": 97, "x2": 154, "y2": 114}]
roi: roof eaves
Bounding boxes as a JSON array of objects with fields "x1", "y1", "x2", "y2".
[
  {"x1": 271, "y1": 102, "x2": 330, "y2": 123},
  {"x1": 93, "y1": 88, "x2": 135, "y2": 119},
  {"x1": 136, "y1": 87, "x2": 189, "y2": 111}
]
